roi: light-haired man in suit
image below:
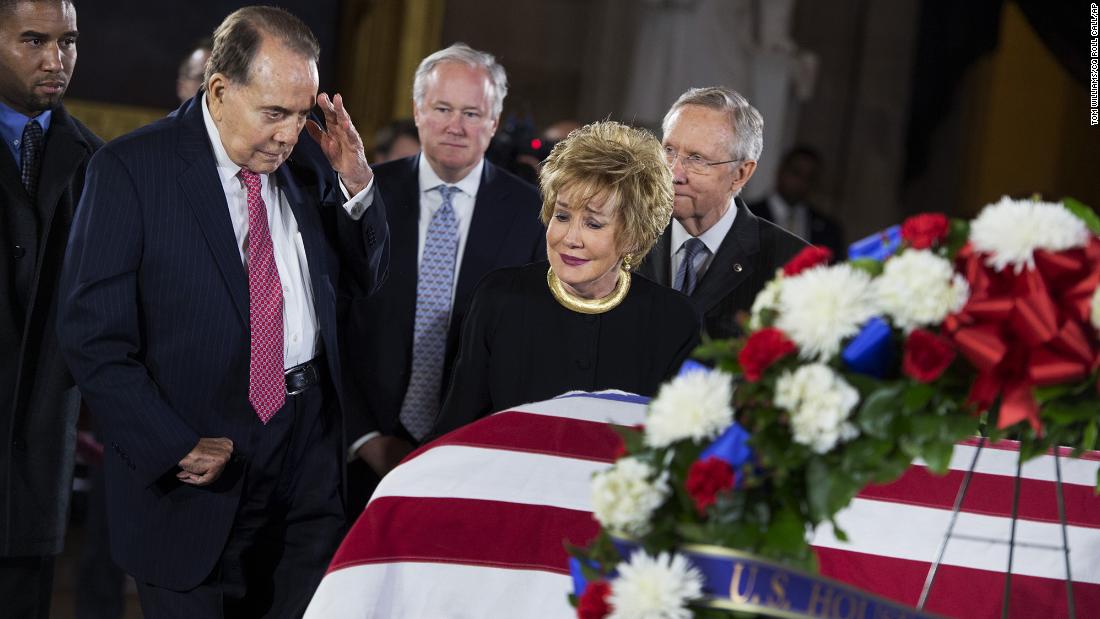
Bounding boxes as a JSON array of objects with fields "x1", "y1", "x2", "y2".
[{"x1": 344, "y1": 43, "x2": 543, "y2": 509}]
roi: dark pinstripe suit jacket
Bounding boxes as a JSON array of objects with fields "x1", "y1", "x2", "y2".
[{"x1": 57, "y1": 96, "x2": 389, "y2": 589}]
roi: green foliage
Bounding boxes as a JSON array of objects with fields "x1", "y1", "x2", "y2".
[{"x1": 1063, "y1": 197, "x2": 1100, "y2": 234}]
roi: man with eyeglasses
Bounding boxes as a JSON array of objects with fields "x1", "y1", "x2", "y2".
[
  {"x1": 342, "y1": 43, "x2": 544, "y2": 514},
  {"x1": 638, "y1": 86, "x2": 807, "y2": 339}
]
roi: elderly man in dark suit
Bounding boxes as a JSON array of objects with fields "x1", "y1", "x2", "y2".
[
  {"x1": 58, "y1": 6, "x2": 388, "y2": 616},
  {"x1": 344, "y1": 43, "x2": 543, "y2": 500},
  {"x1": 638, "y1": 87, "x2": 807, "y2": 340},
  {"x1": 0, "y1": 1, "x2": 99, "y2": 616}
]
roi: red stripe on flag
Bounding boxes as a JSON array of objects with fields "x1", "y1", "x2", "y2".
[
  {"x1": 816, "y1": 546, "x2": 1100, "y2": 618},
  {"x1": 858, "y1": 467, "x2": 1100, "y2": 527},
  {"x1": 329, "y1": 497, "x2": 599, "y2": 576},
  {"x1": 416, "y1": 411, "x2": 623, "y2": 463}
]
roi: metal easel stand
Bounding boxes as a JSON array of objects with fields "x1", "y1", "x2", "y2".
[{"x1": 915, "y1": 438, "x2": 1077, "y2": 619}]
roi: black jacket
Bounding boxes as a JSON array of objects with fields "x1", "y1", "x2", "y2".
[
  {"x1": 638, "y1": 198, "x2": 807, "y2": 340},
  {"x1": 0, "y1": 105, "x2": 101, "y2": 556}
]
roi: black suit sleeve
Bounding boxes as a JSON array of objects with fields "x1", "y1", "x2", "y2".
[{"x1": 58, "y1": 148, "x2": 200, "y2": 487}]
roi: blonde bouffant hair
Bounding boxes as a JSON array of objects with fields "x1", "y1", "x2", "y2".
[{"x1": 538, "y1": 121, "x2": 674, "y2": 258}]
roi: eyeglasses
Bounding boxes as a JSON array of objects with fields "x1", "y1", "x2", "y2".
[{"x1": 663, "y1": 147, "x2": 741, "y2": 175}]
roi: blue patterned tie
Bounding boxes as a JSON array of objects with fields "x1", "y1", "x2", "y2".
[
  {"x1": 400, "y1": 185, "x2": 461, "y2": 440},
  {"x1": 20, "y1": 119, "x2": 44, "y2": 199},
  {"x1": 675, "y1": 237, "x2": 707, "y2": 295}
]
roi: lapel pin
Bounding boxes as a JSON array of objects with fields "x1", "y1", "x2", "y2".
[{"x1": 733, "y1": 263, "x2": 743, "y2": 272}]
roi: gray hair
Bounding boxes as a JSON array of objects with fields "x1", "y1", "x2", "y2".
[
  {"x1": 661, "y1": 86, "x2": 764, "y2": 162},
  {"x1": 412, "y1": 42, "x2": 508, "y2": 118},
  {"x1": 205, "y1": 6, "x2": 320, "y2": 86}
]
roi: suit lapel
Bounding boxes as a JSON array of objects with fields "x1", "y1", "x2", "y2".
[
  {"x1": 384, "y1": 156, "x2": 422, "y2": 312},
  {"x1": 36, "y1": 106, "x2": 91, "y2": 229},
  {"x1": 176, "y1": 100, "x2": 249, "y2": 325},
  {"x1": 455, "y1": 161, "x2": 514, "y2": 309},
  {"x1": 691, "y1": 200, "x2": 760, "y2": 314}
]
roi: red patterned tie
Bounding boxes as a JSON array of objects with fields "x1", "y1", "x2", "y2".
[{"x1": 240, "y1": 169, "x2": 285, "y2": 423}]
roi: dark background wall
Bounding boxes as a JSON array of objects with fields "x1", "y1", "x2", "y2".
[{"x1": 67, "y1": 0, "x2": 343, "y2": 109}]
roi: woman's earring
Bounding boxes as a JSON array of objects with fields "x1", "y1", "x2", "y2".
[{"x1": 622, "y1": 253, "x2": 634, "y2": 272}]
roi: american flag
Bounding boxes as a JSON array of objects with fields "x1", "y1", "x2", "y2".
[{"x1": 307, "y1": 393, "x2": 1100, "y2": 618}]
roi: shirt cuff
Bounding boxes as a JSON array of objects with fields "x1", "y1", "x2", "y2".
[
  {"x1": 347, "y1": 431, "x2": 381, "y2": 463},
  {"x1": 339, "y1": 175, "x2": 375, "y2": 220}
]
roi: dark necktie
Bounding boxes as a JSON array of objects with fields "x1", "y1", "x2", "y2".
[
  {"x1": 240, "y1": 169, "x2": 286, "y2": 423},
  {"x1": 400, "y1": 185, "x2": 461, "y2": 441},
  {"x1": 676, "y1": 237, "x2": 708, "y2": 295},
  {"x1": 20, "y1": 119, "x2": 44, "y2": 200}
]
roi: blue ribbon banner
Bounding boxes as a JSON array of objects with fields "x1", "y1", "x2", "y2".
[{"x1": 602, "y1": 539, "x2": 944, "y2": 619}]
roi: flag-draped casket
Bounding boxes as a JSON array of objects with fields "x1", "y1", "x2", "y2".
[{"x1": 306, "y1": 392, "x2": 1100, "y2": 618}]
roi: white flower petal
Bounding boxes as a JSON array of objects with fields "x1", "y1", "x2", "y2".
[
  {"x1": 644, "y1": 370, "x2": 735, "y2": 448},
  {"x1": 609, "y1": 551, "x2": 703, "y2": 619},
  {"x1": 591, "y1": 458, "x2": 670, "y2": 537},
  {"x1": 970, "y1": 197, "x2": 1089, "y2": 272},
  {"x1": 874, "y1": 249, "x2": 969, "y2": 331},
  {"x1": 775, "y1": 264, "x2": 877, "y2": 361},
  {"x1": 775, "y1": 363, "x2": 860, "y2": 453}
]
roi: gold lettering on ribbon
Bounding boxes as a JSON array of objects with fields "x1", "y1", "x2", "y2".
[
  {"x1": 807, "y1": 583, "x2": 834, "y2": 618},
  {"x1": 766, "y1": 573, "x2": 791, "y2": 610},
  {"x1": 728, "y1": 562, "x2": 762, "y2": 605},
  {"x1": 830, "y1": 590, "x2": 868, "y2": 619}
]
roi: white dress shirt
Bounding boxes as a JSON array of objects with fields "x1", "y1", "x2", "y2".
[
  {"x1": 765, "y1": 193, "x2": 810, "y2": 240},
  {"x1": 201, "y1": 95, "x2": 373, "y2": 368},
  {"x1": 670, "y1": 195, "x2": 739, "y2": 288}
]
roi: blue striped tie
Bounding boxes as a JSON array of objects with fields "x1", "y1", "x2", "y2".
[
  {"x1": 400, "y1": 185, "x2": 461, "y2": 440},
  {"x1": 675, "y1": 237, "x2": 707, "y2": 295}
]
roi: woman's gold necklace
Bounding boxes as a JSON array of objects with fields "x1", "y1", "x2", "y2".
[{"x1": 546, "y1": 266, "x2": 631, "y2": 315}]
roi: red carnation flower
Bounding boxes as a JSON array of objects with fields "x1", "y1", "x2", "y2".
[
  {"x1": 782, "y1": 245, "x2": 833, "y2": 276},
  {"x1": 738, "y1": 327, "x2": 797, "y2": 381},
  {"x1": 577, "y1": 580, "x2": 613, "y2": 619},
  {"x1": 685, "y1": 456, "x2": 735, "y2": 514},
  {"x1": 903, "y1": 329, "x2": 956, "y2": 382},
  {"x1": 901, "y1": 213, "x2": 949, "y2": 250}
]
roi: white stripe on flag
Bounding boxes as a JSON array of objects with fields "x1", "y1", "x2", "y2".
[
  {"x1": 506, "y1": 392, "x2": 648, "y2": 425},
  {"x1": 305, "y1": 562, "x2": 574, "y2": 619},
  {"x1": 920, "y1": 443, "x2": 1099, "y2": 487},
  {"x1": 371, "y1": 445, "x2": 608, "y2": 512},
  {"x1": 813, "y1": 497, "x2": 1100, "y2": 584}
]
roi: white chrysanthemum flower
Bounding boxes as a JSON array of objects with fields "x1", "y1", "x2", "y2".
[
  {"x1": 749, "y1": 273, "x2": 784, "y2": 329},
  {"x1": 644, "y1": 370, "x2": 735, "y2": 448},
  {"x1": 970, "y1": 197, "x2": 1089, "y2": 272},
  {"x1": 775, "y1": 264, "x2": 877, "y2": 361},
  {"x1": 609, "y1": 551, "x2": 703, "y2": 619},
  {"x1": 775, "y1": 363, "x2": 860, "y2": 453},
  {"x1": 1091, "y1": 287, "x2": 1100, "y2": 331},
  {"x1": 591, "y1": 458, "x2": 670, "y2": 536},
  {"x1": 874, "y1": 249, "x2": 969, "y2": 331}
]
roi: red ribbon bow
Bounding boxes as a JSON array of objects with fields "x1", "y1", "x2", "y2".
[{"x1": 945, "y1": 240, "x2": 1099, "y2": 433}]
